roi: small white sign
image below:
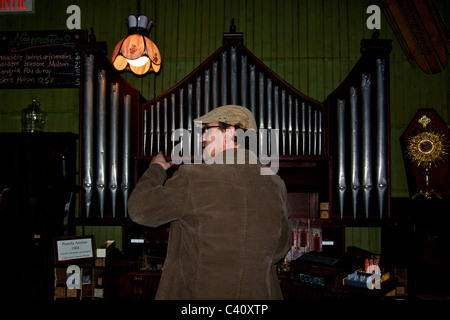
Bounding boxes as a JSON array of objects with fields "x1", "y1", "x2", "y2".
[{"x1": 56, "y1": 237, "x2": 94, "y2": 262}]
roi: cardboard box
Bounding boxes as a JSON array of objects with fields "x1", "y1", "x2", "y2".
[
  {"x1": 54, "y1": 286, "x2": 66, "y2": 299},
  {"x1": 66, "y1": 288, "x2": 78, "y2": 298},
  {"x1": 96, "y1": 240, "x2": 115, "y2": 258},
  {"x1": 94, "y1": 287, "x2": 104, "y2": 298}
]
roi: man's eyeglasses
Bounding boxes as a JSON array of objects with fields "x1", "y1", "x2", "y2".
[{"x1": 202, "y1": 125, "x2": 228, "y2": 134}]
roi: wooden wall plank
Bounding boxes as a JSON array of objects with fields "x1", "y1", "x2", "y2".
[{"x1": 345, "y1": 227, "x2": 381, "y2": 254}]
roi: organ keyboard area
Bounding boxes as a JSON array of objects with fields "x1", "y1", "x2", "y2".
[{"x1": 285, "y1": 248, "x2": 395, "y2": 300}]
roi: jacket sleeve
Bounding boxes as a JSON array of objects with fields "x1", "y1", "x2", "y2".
[
  {"x1": 127, "y1": 164, "x2": 190, "y2": 227},
  {"x1": 272, "y1": 187, "x2": 292, "y2": 264}
]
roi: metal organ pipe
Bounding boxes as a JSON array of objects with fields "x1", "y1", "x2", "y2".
[
  {"x1": 122, "y1": 95, "x2": 131, "y2": 218},
  {"x1": 267, "y1": 78, "x2": 272, "y2": 155},
  {"x1": 300, "y1": 101, "x2": 305, "y2": 155},
  {"x1": 249, "y1": 65, "x2": 256, "y2": 117},
  {"x1": 96, "y1": 70, "x2": 107, "y2": 218},
  {"x1": 361, "y1": 73, "x2": 373, "y2": 219},
  {"x1": 337, "y1": 99, "x2": 346, "y2": 219},
  {"x1": 350, "y1": 86, "x2": 360, "y2": 219},
  {"x1": 230, "y1": 47, "x2": 238, "y2": 104},
  {"x1": 156, "y1": 102, "x2": 161, "y2": 155},
  {"x1": 163, "y1": 98, "x2": 168, "y2": 155},
  {"x1": 194, "y1": 77, "x2": 201, "y2": 156},
  {"x1": 171, "y1": 93, "x2": 176, "y2": 151},
  {"x1": 179, "y1": 89, "x2": 184, "y2": 156},
  {"x1": 281, "y1": 90, "x2": 287, "y2": 155},
  {"x1": 149, "y1": 104, "x2": 154, "y2": 155},
  {"x1": 221, "y1": 51, "x2": 227, "y2": 105},
  {"x1": 241, "y1": 56, "x2": 248, "y2": 108},
  {"x1": 187, "y1": 83, "x2": 193, "y2": 158},
  {"x1": 308, "y1": 105, "x2": 312, "y2": 155},
  {"x1": 212, "y1": 61, "x2": 219, "y2": 110},
  {"x1": 288, "y1": 96, "x2": 293, "y2": 155},
  {"x1": 313, "y1": 107, "x2": 317, "y2": 155},
  {"x1": 273, "y1": 86, "x2": 280, "y2": 156},
  {"x1": 82, "y1": 54, "x2": 94, "y2": 218},
  {"x1": 196, "y1": 76, "x2": 202, "y2": 121},
  {"x1": 258, "y1": 72, "x2": 265, "y2": 156},
  {"x1": 143, "y1": 109, "x2": 148, "y2": 156},
  {"x1": 318, "y1": 110, "x2": 322, "y2": 155},
  {"x1": 110, "y1": 83, "x2": 119, "y2": 218},
  {"x1": 376, "y1": 59, "x2": 388, "y2": 219},
  {"x1": 204, "y1": 69, "x2": 211, "y2": 115}
]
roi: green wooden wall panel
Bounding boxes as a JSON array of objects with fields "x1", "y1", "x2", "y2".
[
  {"x1": 0, "y1": 0, "x2": 449, "y2": 197},
  {"x1": 345, "y1": 227, "x2": 381, "y2": 254}
]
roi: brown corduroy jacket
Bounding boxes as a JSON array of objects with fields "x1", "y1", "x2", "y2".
[{"x1": 128, "y1": 149, "x2": 291, "y2": 300}]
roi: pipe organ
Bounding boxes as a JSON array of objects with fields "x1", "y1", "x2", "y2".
[
  {"x1": 325, "y1": 34, "x2": 392, "y2": 220},
  {"x1": 79, "y1": 48, "x2": 141, "y2": 221},
  {"x1": 78, "y1": 30, "x2": 391, "y2": 223},
  {"x1": 140, "y1": 36, "x2": 325, "y2": 160}
]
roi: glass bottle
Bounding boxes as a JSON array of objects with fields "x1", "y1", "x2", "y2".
[{"x1": 21, "y1": 98, "x2": 46, "y2": 132}]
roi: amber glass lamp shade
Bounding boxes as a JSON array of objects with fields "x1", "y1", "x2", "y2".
[{"x1": 111, "y1": 15, "x2": 161, "y2": 75}]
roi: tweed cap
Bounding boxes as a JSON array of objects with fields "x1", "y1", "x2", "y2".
[{"x1": 194, "y1": 105, "x2": 257, "y2": 131}]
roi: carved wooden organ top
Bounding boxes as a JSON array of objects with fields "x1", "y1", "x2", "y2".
[{"x1": 78, "y1": 29, "x2": 392, "y2": 224}]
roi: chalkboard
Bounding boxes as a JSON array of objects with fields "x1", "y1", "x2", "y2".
[{"x1": 0, "y1": 30, "x2": 88, "y2": 89}]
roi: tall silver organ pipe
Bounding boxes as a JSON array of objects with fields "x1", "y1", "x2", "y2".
[
  {"x1": 361, "y1": 73, "x2": 373, "y2": 219},
  {"x1": 163, "y1": 98, "x2": 169, "y2": 155},
  {"x1": 350, "y1": 86, "x2": 360, "y2": 219},
  {"x1": 281, "y1": 90, "x2": 287, "y2": 155},
  {"x1": 82, "y1": 54, "x2": 94, "y2": 218},
  {"x1": 109, "y1": 83, "x2": 119, "y2": 218},
  {"x1": 267, "y1": 78, "x2": 272, "y2": 155},
  {"x1": 143, "y1": 110, "x2": 148, "y2": 156},
  {"x1": 301, "y1": 102, "x2": 305, "y2": 155},
  {"x1": 96, "y1": 70, "x2": 107, "y2": 218},
  {"x1": 288, "y1": 96, "x2": 293, "y2": 155},
  {"x1": 337, "y1": 99, "x2": 346, "y2": 219},
  {"x1": 376, "y1": 59, "x2": 388, "y2": 219},
  {"x1": 156, "y1": 102, "x2": 161, "y2": 154},
  {"x1": 122, "y1": 95, "x2": 131, "y2": 218},
  {"x1": 204, "y1": 69, "x2": 211, "y2": 115}
]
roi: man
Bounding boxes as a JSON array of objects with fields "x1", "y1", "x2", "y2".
[{"x1": 128, "y1": 105, "x2": 291, "y2": 300}]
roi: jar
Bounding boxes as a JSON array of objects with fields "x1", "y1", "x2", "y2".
[{"x1": 21, "y1": 98, "x2": 46, "y2": 132}]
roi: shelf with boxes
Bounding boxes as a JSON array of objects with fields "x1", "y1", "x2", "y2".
[{"x1": 53, "y1": 240, "x2": 116, "y2": 300}]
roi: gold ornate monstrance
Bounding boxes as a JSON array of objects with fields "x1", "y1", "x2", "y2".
[{"x1": 406, "y1": 115, "x2": 448, "y2": 199}]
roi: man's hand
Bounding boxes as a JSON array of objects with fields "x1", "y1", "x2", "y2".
[{"x1": 151, "y1": 151, "x2": 174, "y2": 171}]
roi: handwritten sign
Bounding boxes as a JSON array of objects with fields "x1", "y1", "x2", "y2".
[{"x1": 0, "y1": 30, "x2": 88, "y2": 88}]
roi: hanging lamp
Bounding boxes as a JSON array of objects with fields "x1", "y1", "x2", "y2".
[{"x1": 111, "y1": 14, "x2": 161, "y2": 75}]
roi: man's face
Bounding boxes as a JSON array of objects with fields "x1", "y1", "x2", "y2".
[{"x1": 201, "y1": 121, "x2": 225, "y2": 159}]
